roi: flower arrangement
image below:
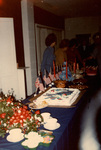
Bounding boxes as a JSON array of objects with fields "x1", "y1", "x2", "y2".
[{"x1": 0, "y1": 91, "x2": 43, "y2": 138}]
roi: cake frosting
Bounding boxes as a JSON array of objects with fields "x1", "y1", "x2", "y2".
[{"x1": 35, "y1": 88, "x2": 80, "y2": 107}]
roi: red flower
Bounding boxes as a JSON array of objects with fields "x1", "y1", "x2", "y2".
[
  {"x1": 35, "y1": 120, "x2": 39, "y2": 124},
  {"x1": 0, "y1": 113, "x2": 6, "y2": 119},
  {"x1": 35, "y1": 110, "x2": 40, "y2": 115},
  {"x1": 6, "y1": 96, "x2": 12, "y2": 103},
  {"x1": 7, "y1": 99, "x2": 12, "y2": 103},
  {"x1": 23, "y1": 105, "x2": 27, "y2": 110}
]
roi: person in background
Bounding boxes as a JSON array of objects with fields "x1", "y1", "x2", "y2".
[
  {"x1": 89, "y1": 32, "x2": 101, "y2": 54},
  {"x1": 86, "y1": 32, "x2": 101, "y2": 81},
  {"x1": 67, "y1": 38, "x2": 83, "y2": 69},
  {"x1": 84, "y1": 32, "x2": 100, "y2": 66},
  {"x1": 41, "y1": 33, "x2": 57, "y2": 77},
  {"x1": 55, "y1": 39, "x2": 69, "y2": 66},
  {"x1": 78, "y1": 40, "x2": 90, "y2": 61}
]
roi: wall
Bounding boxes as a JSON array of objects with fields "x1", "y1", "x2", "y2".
[
  {"x1": 65, "y1": 16, "x2": 101, "y2": 43},
  {"x1": 34, "y1": 6, "x2": 65, "y2": 74},
  {"x1": 0, "y1": 0, "x2": 64, "y2": 68},
  {"x1": 34, "y1": 6, "x2": 64, "y2": 29},
  {"x1": 21, "y1": 1, "x2": 65, "y2": 96},
  {"x1": 0, "y1": 0, "x2": 24, "y2": 67},
  {"x1": 0, "y1": 0, "x2": 65, "y2": 96},
  {"x1": 0, "y1": 18, "x2": 26, "y2": 99},
  {"x1": 21, "y1": 0, "x2": 37, "y2": 96}
]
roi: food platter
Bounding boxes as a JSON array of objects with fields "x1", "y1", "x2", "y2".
[
  {"x1": 73, "y1": 78, "x2": 87, "y2": 84},
  {"x1": 86, "y1": 66, "x2": 97, "y2": 76},
  {"x1": 69, "y1": 77, "x2": 88, "y2": 90},
  {"x1": 68, "y1": 84, "x2": 88, "y2": 90},
  {"x1": 86, "y1": 73, "x2": 97, "y2": 76},
  {"x1": 29, "y1": 101, "x2": 48, "y2": 109}
]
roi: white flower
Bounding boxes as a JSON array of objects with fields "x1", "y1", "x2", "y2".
[
  {"x1": 23, "y1": 123, "x2": 27, "y2": 126},
  {"x1": 6, "y1": 103, "x2": 9, "y2": 106},
  {"x1": 4, "y1": 123, "x2": 7, "y2": 127},
  {"x1": 30, "y1": 117, "x2": 33, "y2": 122},
  {"x1": 23, "y1": 119, "x2": 26, "y2": 122},
  {"x1": 18, "y1": 110, "x2": 21, "y2": 113},
  {"x1": 35, "y1": 115, "x2": 41, "y2": 122},
  {"x1": 5, "y1": 94, "x2": 8, "y2": 97},
  {"x1": 20, "y1": 115, "x2": 24, "y2": 118},
  {"x1": 7, "y1": 116, "x2": 10, "y2": 119},
  {"x1": 6, "y1": 130, "x2": 9, "y2": 133},
  {"x1": 14, "y1": 123, "x2": 17, "y2": 126}
]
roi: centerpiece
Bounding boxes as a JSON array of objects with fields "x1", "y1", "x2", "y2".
[
  {"x1": 54, "y1": 80, "x2": 67, "y2": 88},
  {"x1": 0, "y1": 91, "x2": 43, "y2": 138}
]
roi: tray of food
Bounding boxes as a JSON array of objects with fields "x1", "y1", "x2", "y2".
[
  {"x1": 68, "y1": 84, "x2": 88, "y2": 90},
  {"x1": 29, "y1": 100, "x2": 48, "y2": 109},
  {"x1": 72, "y1": 78, "x2": 87, "y2": 85},
  {"x1": 86, "y1": 66, "x2": 98, "y2": 76}
]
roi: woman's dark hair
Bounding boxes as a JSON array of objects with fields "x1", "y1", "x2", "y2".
[
  {"x1": 69, "y1": 38, "x2": 78, "y2": 48},
  {"x1": 59, "y1": 39, "x2": 69, "y2": 48},
  {"x1": 45, "y1": 33, "x2": 57, "y2": 46}
]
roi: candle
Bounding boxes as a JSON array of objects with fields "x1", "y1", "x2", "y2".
[
  {"x1": 66, "y1": 61, "x2": 68, "y2": 79},
  {"x1": 56, "y1": 66, "x2": 58, "y2": 73},
  {"x1": 77, "y1": 63, "x2": 79, "y2": 70},
  {"x1": 53, "y1": 61, "x2": 56, "y2": 78},
  {"x1": 75, "y1": 58, "x2": 76, "y2": 66}
]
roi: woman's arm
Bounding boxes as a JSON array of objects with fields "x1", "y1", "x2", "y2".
[{"x1": 41, "y1": 49, "x2": 48, "y2": 75}]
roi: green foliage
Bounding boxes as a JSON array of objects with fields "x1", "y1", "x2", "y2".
[{"x1": 0, "y1": 93, "x2": 43, "y2": 138}]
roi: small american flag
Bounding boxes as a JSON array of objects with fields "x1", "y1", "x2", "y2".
[
  {"x1": 48, "y1": 73, "x2": 54, "y2": 81},
  {"x1": 35, "y1": 76, "x2": 45, "y2": 91},
  {"x1": 43, "y1": 75, "x2": 51, "y2": 85}
]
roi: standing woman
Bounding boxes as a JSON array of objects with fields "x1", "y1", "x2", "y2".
[
  {"x1": 67, "y1": 38, "x2": 83, "y2": 69},
  {"x1": 41, "y1": 33, "x2": 57, "y2": 77},
  {"x1": 55, "y1": 39, "x2": 69, "y2": 66}
]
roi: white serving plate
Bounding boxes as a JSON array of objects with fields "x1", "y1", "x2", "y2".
[{"x1": 29, "y1": 101, "x2": 48, "y2": 109}]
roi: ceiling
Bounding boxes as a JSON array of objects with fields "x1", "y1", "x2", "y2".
[{"x1": 32, "y1": 0, "x2": 101, "y2": 18}]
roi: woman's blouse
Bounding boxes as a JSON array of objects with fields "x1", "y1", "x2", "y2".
[
  {"x1": 41, "y1": 46, "x2": 55, "y2": 76},
  {"x1": 55, "y1": 48, "x2": 67, "y2": 66}
]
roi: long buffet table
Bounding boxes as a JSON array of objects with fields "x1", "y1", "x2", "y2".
[
  {"x1": 0, "y1": 50, "x2": 100, "y2": 149},
  {"x1": 0, "y1": 88, "x2": 88, "y2": 150},
  {"x1": 0, "y1": 73, "x2": 100, "y2": 150}
]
